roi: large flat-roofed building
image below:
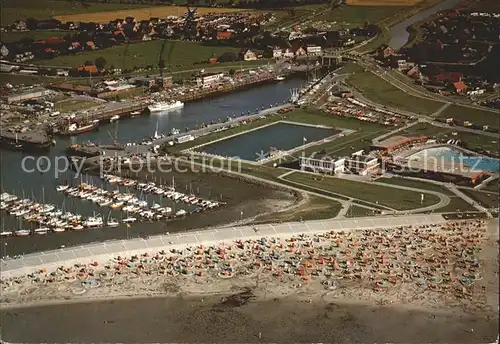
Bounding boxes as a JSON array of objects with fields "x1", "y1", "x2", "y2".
[
  {"x1": 373, "y1": 135, "x2": 427, "y2": 152},
  {"x1": 300, "y1": 154, "x2": 345, "y2": 174},
  {"x1": 196, "y1": 72, "x2": 224, "y2": 87},
  {"x1": 387, "y1": 159, "x2": 489, "y2": 185},
  {"x1": 1, "y1": 87, "x2": 52, "y2": 104},
  {"x1": 344, "y1": 154, "x2": 379, "y2": 175}
]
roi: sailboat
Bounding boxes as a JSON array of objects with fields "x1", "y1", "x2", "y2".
[
  {"x1": 14, "y1": 133, "x2": 22, "y2": 149},
  {"x1": 106, "y1": 211, "x2": 119, "y2": 227}
]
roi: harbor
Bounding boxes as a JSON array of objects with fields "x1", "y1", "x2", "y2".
[{"x1": 0, "y1": 77, "x2": 305, "y2": 255}]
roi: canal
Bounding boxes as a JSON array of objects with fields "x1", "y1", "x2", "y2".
[
  {"x1": 389, "y1": 0, "x2": 465, "y2": 50},
  {"x1": 0, "y1": 78, "x2": 304, "y2": 255}
]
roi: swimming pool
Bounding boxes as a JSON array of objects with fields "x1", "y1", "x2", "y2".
[{"x1": 409, "y1": 146, "x2": 499, "y2": 173}]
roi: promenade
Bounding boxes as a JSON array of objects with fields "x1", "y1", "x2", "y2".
[{"x1": 0, "y1": 214, "x2": 446, "y2": 279}]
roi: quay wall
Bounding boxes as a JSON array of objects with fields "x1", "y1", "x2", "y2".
[{"x1": 0, "y1": 214, "x2": 447, "y2": 279}]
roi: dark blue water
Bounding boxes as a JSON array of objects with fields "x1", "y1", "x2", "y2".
[{"x1": 200, "y1": 122, "x2": 336, "y2": 161}]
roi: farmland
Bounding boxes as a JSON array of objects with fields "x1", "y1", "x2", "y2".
[
  {"x1": 32, "y1": 40, "x2": 241, "y2": 70},
  {"x1": 53, "y1": 6, "x2": 245, "y2": 24},
  {"x1": 1, "y1": 0, "x2": 149, "y2": 26},
  {"x1": 346, "y1": 0, "x2": 425, "y2": 5}
]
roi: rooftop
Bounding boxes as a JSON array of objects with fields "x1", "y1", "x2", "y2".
[{"x1": 375, "y1": 135, "x2": 427, "y2": 150}]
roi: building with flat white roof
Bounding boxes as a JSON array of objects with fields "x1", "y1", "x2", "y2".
[{"x1": 300, "y1": 154, "x2": 345, "y2": 174}]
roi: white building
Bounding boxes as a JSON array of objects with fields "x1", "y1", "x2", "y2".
[
  {"x1": 196, "y1": 72, "x2": 224, "y2": 87},
  {"x1": 283, "y1": 48, "x2": 294, "y2": 59},
  {"x1": 306, "y1": 45, "x2": 322, "y2": 56},
  {"x1": 344, "y1": 155, "x2": 379, "y2": 176},
  {"x1": 243, "y1": 49, "x2": 257, "y2": 61},
  {"x1": 300, "y1": 154, "x2": 345, "y2": 174}
]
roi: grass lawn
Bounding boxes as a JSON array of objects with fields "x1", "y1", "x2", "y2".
[
  {"x1": 459, "y1": 189, "x2": 499, "y2": 209},
  {"x1": 399, "y1": 122, "x2": 500, "y2": 155},
  {"x1": 345, "y1": 204, "x2": 377, "y2": 217},
  {"x1": 437, "y1": 196, "x2": 477, "y2": 213},
  {"x1": 0, "y1": 30, "x2": 73, "y2": 43},
  {"x1": 347, "y1": 70, "x2": 443, "y2": 115},
  {"x1": 1, "y1": 0, "x2": 149, "y2": 26},
  {"x1": 436, "y1": 105, "x2": 500, "y2": 130},
  {"x1": 32, "y1": 40, "x2": 241, "y2": 70},
  {"x1": 283, "y1": 172, "x2": 441, "y2": 210},
  {"x1": 256, "y1": 195, "x2": 342, "y2": 223},
  {"x1": 483, "y1": 178, "x2": 499, "y2": 193},
  {"x1": 377, "y1": 177, "x2": 456, "y2": 196},
  {"x1": 317, "y1": 5, "x2": 405, "y2": 26},
  {"x1": 54, "y1": 98, "x2": 101, "y2": 112}
]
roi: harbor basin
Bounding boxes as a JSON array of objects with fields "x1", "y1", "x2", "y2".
[{"x1": 199, "y1": 121, "x2": 340, "y2": 161}]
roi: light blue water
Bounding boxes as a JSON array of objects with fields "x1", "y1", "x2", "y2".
[{"x1": 410, "y1": 147, "x2": 500, "y2": 173}]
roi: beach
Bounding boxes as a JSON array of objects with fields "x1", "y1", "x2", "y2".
[{"x1": 1, "y1": 218, "x2": 498, "y2": 342}]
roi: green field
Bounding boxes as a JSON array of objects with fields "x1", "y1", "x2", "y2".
[
  {"x1": 437, "y1": 196, "x2": 477, "y2": 213},
  {"x1": 398, "y1": 122, "x2": 499, "y2": 155},
  {"x1": 1, "y1": 0, "x2": 149, "y2": 26},
  {"x1": 378, "y1": 177, "x2": 456, "y2": 196},
  {"x1": 0, "y1": 30, "x2": 74, "y2": 43},
  {"x1": 256, "y1": 195, "x2": 342, "y2": 223},
  {"x1": 436, "y1": 105, "x2": 500, "y2": 130},
  {"x1": 283, "y1": 172, "x2": 440, "y2": 210},
  {"x1": 345, "y1": 204, "x2": 376, "y2": 217},
  {"x1": 347, "y1": 71, "x2": 443, "y2": 115},
  {"x1": 317, "y1": 5, "x2": 404, "y2": 27},
  {"x1": 460, "y1": 189, "x2": 499, "y2": 209},
  {"x1": 32, "y1": 40, "x2": 241, "y2": 70},
  {"x1": 483, "y1": 178, "x2": 499, "y2": 193}
]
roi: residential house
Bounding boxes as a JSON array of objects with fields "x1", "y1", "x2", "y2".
[
  {"x1": 293, "y1": 46, "x2": 306, "y2": 57},
  {"x1": 306, "y1": 45, "x2": 322, "y2": 56},
  {"x1": 217, "y1": 31, "x2": 232, "y2": 40},
  {"x1": 242, "y1": 49, "x2": 257, "y2": 61},
  {"x1": 453, "y1": 81, "x2": 467, "y2": 94},
  {"x1": 283, "y1": 48, "x2": 294, "y2": 59},
  {"x1": 273, "y1": 47, "x2": 283, "y2": 59}
]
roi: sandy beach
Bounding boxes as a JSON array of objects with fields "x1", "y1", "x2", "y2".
[{"x1": 1, "y1": 218, "x2": 498, "y2": 342}]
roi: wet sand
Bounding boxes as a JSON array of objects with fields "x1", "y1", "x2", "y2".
[{"x1": 1, "y1": 294, "x2": 497, "y2": 343}]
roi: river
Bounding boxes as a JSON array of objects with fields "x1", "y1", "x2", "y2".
[{"x1": 389, "y1": 0, "x2": 466, "y2": 50}]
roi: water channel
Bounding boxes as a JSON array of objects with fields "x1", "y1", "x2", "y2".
[{"x1": 389, "y1": 0, "x2": 465, "y2": 50}]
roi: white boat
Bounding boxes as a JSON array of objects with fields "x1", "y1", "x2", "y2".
[
  {"x1": 110, "y1": 115, "x2": 120, "y2": 122},
  {"x1": 122, "y1": 217, "x2": 137, "y2": 223},
  {"x1": 175, "y1": 209, "x2": 187, "y2": 216},
  {"x1": 107, "y1": 219, "x2": 119, "y2": 227},
  {"x1": 148, "y1": 100, "x2": 184, "y2": 113},
  {"x1": 53, "y1": 227, "x2": 66, "y2": 233},
  {"x1": 0, "y1": 231, "x2": 12, "y2": 237},
  {"x1": 83, "y1": 216, "x2": 104, "y2": 228},
  {"x1": 57, "y1": 185, "x2": 70, "y2": 192},
  {"x1": 34, "y1": 227, "x2": 50, "y2": 235},
  {"x1": 275, "y1": 75, "x2": 286, "y2": 81},
  {"x1": 169, "y1": 128, "x2": 180, "y2": 135},
  {"x1": 15, "y1": 229, "x2": 30, "y2": 236}
]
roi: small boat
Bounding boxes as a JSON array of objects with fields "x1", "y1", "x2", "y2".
[
  {"x1": 0, "y1": 231, "x2": 12, "y2": 237},
  {"x1": 122, "y1": 217, "x2": 137, "y2": 223},
  {"x1": 107, "y1": 219, "x2": 119, "y2": 227},
  {"x1": 175, "y1": 209, "x2": 187, "y2": 216},
  {"x1": 110, "y1": 115, "x2": 120, "y2": 122},
  {"x1": 275, "y1": 75, "x2": 286, "y2": 81},
  {"x1": 15, "y1": 229, "x2": 30, "y2": 236},
  {"x1": 53, "y1": 227, "x2": 66, "y2": 233},
  {"x1": 57, "y1": 185, "x2": 70, "y2": 192},
  {"x1": 34, "y1": 227, "x2": 50, "y2": 235},
  {"x1": 130, "y1": 111, "x2": 140, "y2": 117}
]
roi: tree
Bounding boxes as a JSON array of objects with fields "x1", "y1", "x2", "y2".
[
  {"x1": 229, "y1": 69, "x2": 235, "y2": 76},
  {"x1": 95, "y1": 57, "x2": 107, "y2": 69}
]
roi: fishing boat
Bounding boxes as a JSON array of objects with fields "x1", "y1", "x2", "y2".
[{"x1": 60, "y1": 120, "x2": 99, "y2": 136}]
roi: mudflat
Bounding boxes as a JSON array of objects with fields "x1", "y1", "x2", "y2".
[{"x1": 1, "y1": 294, "x2": 497, "y2": 343}]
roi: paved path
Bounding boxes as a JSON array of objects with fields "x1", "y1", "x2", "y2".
[
  {"x1": 448, "y1": 185, "x2": 492, "y2": 216},
  {"x1": 277, "y1": 170, "x2": 451, "y2": 214},
  {"x1": 0, "y1": 214, "x2": 447, "y2": 279}
]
